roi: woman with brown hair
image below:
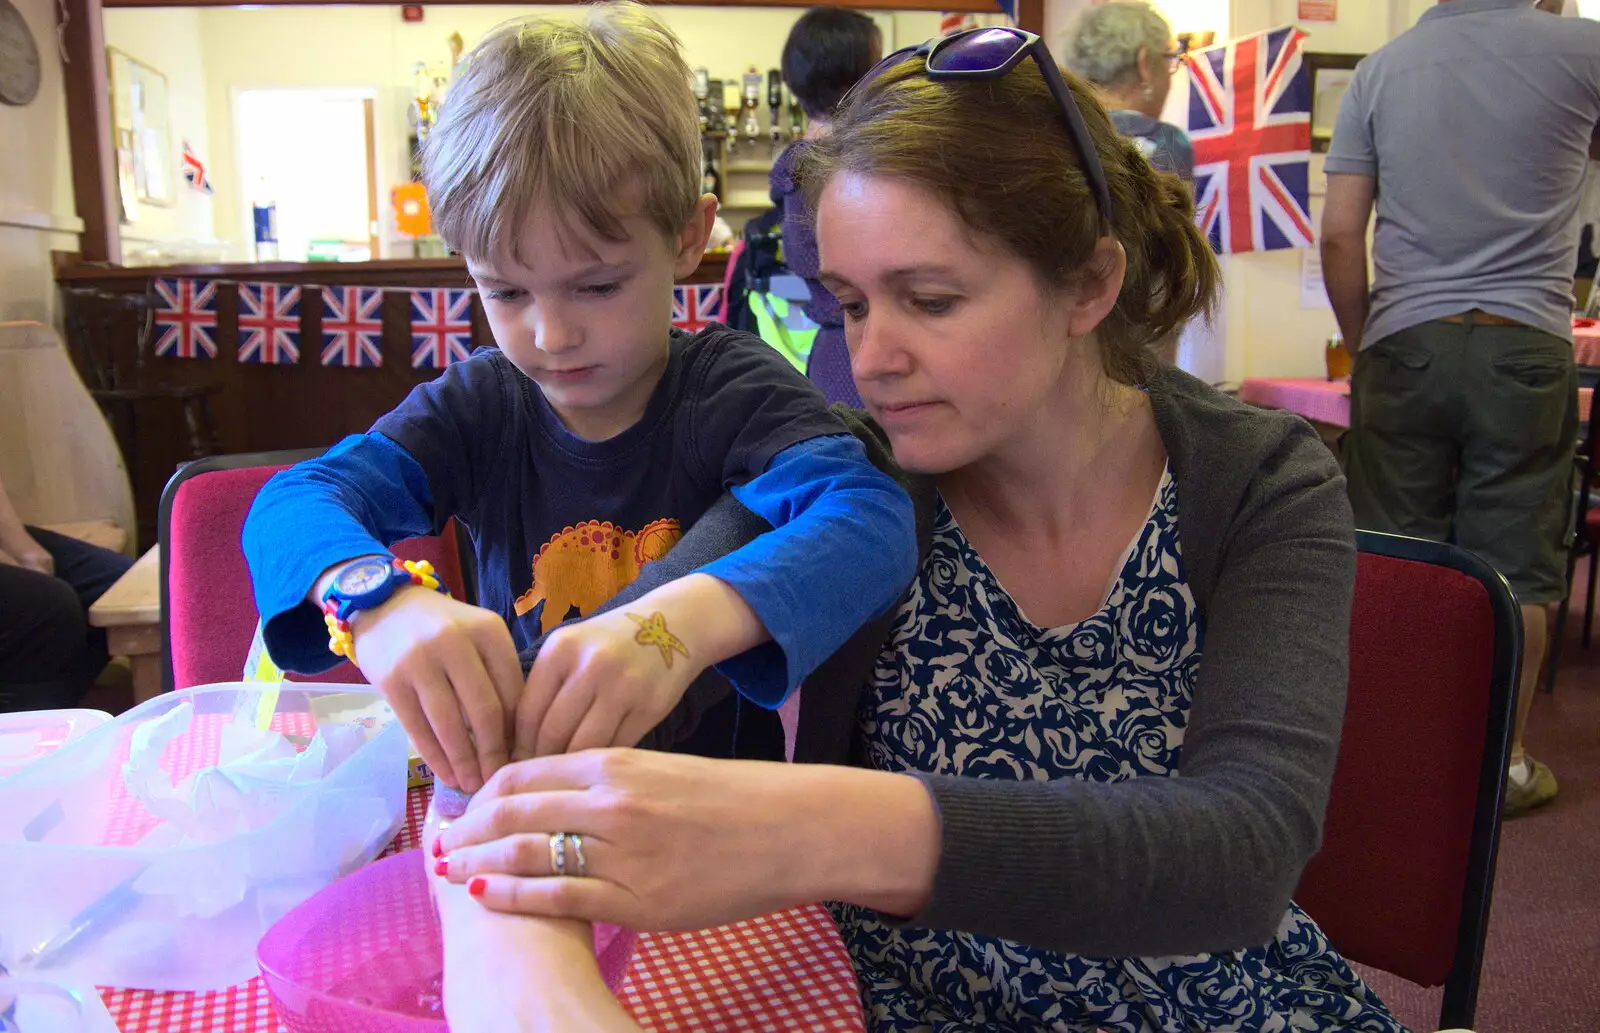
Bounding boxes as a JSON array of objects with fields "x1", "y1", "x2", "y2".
[{"x1": 427, "y1": 26, "x2": 1407, "y2": 1033}]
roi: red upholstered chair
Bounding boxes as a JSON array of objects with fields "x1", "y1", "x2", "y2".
[
  {"x1": 1295, "y1": 530, "x2": 1520, "y2": 1032},
  {"x1": 157, "y1": 449, "x2": 474, "y2": 692}
]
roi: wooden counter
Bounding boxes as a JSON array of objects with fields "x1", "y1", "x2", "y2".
[{"x1": 53, "y1": 252, "x2": 731, "y2": 550}]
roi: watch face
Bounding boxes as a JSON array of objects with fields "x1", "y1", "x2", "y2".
[{"x1": 336, "y1": 558, "x2": 393, "y2": 596}]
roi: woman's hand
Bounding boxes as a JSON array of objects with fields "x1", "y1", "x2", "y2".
[
  {"x1": 427, "y1": 810, "x2": 641, "y2": 1033},
  {"x1": 433, "y1": 749, "x2": 943, "y2": 930},
  {"x1": 352, "y1": 585, "x2": 523, "y2": 792},
  {"x1": 513, "y1": 573, "x2": 771, "y2": 759}
]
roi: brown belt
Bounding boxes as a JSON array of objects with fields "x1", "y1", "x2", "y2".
[{"x1": 1435, "y1": 309, "x2": 1529, "y2": 328}]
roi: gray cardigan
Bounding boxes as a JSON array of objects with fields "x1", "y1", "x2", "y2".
[{"x1": 546, "y1": 365, "x2": 1356, "y2": 961}]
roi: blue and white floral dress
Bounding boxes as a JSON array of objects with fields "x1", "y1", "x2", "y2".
[{"x1": 831, "y1": 472, "x2": 1407, "y2": 1033}]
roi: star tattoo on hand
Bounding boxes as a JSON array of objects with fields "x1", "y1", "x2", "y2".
[{"x1": 627, "y1": 611, "x2": 690, "y2": 669}]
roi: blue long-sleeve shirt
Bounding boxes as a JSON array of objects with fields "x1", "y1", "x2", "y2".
[{"x1": 243, "y1": 328, "x2": 916, "y2": 707}]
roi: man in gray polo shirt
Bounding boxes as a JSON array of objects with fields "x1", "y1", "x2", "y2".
[{"x1": 1322, "y1": 0, "x2": 1600, "y2": 817}]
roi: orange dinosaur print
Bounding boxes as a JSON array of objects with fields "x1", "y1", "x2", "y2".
[{"x1": 514, "y1": 518, "x2": 683, "y2": 633}]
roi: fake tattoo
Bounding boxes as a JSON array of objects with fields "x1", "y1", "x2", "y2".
[{"x1": 627, "y1": 611, "x2": 690, "y2": 669}]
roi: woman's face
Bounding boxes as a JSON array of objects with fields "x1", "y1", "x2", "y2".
[
  {"x1": 816, "y1": 172, "x2": 1086, "y2": 475},
  {"x1": 1139, "y1": 36, "x2": 1179, "y2": 115}
]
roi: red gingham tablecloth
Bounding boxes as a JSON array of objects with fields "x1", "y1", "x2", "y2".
[{"x1": 95, "y1": 716, "x2": 865, "y2": 1033}]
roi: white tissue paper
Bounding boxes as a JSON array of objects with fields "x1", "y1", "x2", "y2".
[{"x1": 119, "y1": 700, "x2": 371, "y2": 917}]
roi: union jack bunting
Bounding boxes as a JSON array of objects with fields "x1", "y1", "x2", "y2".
[
  {"x1": 322, "y1": 286, "x2": 385, "y2": 368},
  {"x1": 1185, "y1": 26, "x2": 1313, "y2": 254},
  {"x1": 409, "y1": 288, "x2": 475, "y2": 369},
  {"x1": 237, "y1": 282, "x2": 302, "y2": 365},
  {"x1": 671, "y1": 284, "x2": 724, "y2": 334},
  {"x1": 152, "y1": 278, "x2": 218, "y2": 359}
]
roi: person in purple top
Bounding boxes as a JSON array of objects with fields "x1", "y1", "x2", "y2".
[{"x1": 770, "y1": 7, "x2": 882, "y2": 407}]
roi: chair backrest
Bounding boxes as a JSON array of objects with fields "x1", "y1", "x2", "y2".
[
  {"x1": 1295, "y1": 530, "x2": 1519, "y2": 1031},
  {"x1": 0, "y1": 321, "x2": 136, "y2": 545},
  {"x1": 159, "y1": 450, "x2": 473, "y2": 692}
]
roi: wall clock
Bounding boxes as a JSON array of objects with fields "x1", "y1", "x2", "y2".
[{"x1": 0, "y1": 0, "x2": 40, "y2": 107}]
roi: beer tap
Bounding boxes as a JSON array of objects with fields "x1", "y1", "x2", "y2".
[
  {"x1": 738, "y1": 67, "x2": 763, "y2": 154},
  {"x1": 788, "y1": 87, "x2": 804, "y2": 142},
  {"x1": 693, "y1": 67, "x2": 710, "y2": 134},
  {"x1": 767, "y1": 69, "x2": 783, "y2": 154}
]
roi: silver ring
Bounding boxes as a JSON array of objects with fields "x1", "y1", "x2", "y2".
[
  {"x1": 549, "y1": 832, "x2": 567, "y2": 877},
  {"x1": 570, "y1": 834, "x2": 588, "y2": 878}
]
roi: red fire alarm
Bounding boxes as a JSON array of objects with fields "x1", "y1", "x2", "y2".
[{"x1": 401, "y1": 5, "x2": 424, "y2": 22}]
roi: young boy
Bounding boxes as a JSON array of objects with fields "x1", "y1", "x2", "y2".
[{"x1": 242, "y1": 3, "x2": 915, "y2": 794}]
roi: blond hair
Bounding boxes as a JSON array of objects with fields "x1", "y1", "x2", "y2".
[{"x1": 423, "y1": 2, "x2": 702, "y2": 259}]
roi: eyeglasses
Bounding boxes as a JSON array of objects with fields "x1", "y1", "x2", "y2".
[
  {"x1": 1163, "y1": 40, "x2": 1190, "y2": 73},
  {"x1": 851, "y1": 26, "x2": 1114, "y2": 228}
]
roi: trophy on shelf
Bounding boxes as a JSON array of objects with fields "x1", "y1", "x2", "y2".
[
  {"x1": 767, "y1": 69, "x2": 783, "y2": 154},
  {"x1": 736, "y1": 67, "x2": 763, "y2": 154}
]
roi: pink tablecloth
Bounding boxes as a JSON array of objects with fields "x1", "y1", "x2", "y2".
[
  {"x1": 1575, "y1": 320, "x2": 1600, "y2": 366},
  {"x1": 1238, "y1": 377, "x2": 1352, "y2": 427},
  {"x1": 97, "y1": 718, "x2": 865, "y2": 1033},
  {"x1": 1239, "y1": 377, "x2": 1593, "y2": 428}
]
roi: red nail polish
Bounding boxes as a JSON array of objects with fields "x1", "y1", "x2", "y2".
[
  {"x1": 467, "y1": 877, "x2": 486, "y2": 897},
  {"x1": 432, "y1": 838, "x2": 444, "y2": 859},
  {"x1": 434, "y1": 858, "x2": 449, "y2": 877}
]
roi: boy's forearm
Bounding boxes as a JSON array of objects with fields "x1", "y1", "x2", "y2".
[
  {"x1": 623, "y1": 572, "x2": 770, "y2": 669},
  {"x1": 704, "y1": 479, "x2": 916, "y2": 699}
]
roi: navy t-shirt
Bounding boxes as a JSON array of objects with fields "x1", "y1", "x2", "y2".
[
  {"x1": 372, "y1": 327, "x2": 847, "y2": 643},
  {"x1": 245, "y1": 321, "x2": 921, "y2": 712}
]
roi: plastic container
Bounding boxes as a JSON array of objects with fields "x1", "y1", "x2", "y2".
[
  {"x1": 0, "y1": 684, "x2": 407, "y2": 992},
  {"x1": 0, "y1": 709, "x2": 111, "y2": 780},
  {"x1": 258, "y1": 850, "x2": 636, "y2": 1033},
  {"x1": 0, "y1": 974, "x2": 120, "y2": 1032}
]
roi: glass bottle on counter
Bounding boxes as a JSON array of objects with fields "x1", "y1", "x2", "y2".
[{"x1": 252, "y1": 177, "x2": 279, "y2": 262}]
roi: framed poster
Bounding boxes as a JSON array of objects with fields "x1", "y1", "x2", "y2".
[
  {"x1": 108, "y1": 47, "x2": 174, "y2": 206},
  {"x1": 1304, "y1": 52, "x2": 1362, "y2": 154}
]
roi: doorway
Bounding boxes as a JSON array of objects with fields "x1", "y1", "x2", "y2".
[{"x1": 235, "y1": 88, "x2": 379, "y2": 262}]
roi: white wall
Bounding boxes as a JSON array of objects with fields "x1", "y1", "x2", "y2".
[
  {"x1": 0, "y1": 0, "x2": 80, "y2": 326},
  {"x1": 1217, "y1": 0, "x2": 1431, "y2": 382},
  {"x1": 101, "y1": 8, "x2": 217, "y2": 257}
]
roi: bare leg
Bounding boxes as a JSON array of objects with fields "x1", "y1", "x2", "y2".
[{"x1": 1511, "y1": 603, "x2": 1549, "y2": 765}]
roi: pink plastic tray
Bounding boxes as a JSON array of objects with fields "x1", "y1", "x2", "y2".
[{"x1": 257, "y1": 849, "x2": 635, "y2": 1032}]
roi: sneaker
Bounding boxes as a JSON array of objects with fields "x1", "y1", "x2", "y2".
[{"x1": 1503, "y1": 755, "x2": 1558, "y2": 818}]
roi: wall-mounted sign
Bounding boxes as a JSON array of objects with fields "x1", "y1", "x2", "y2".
[{"x1": 1299, "y1": 0, "x2": 1337, "y2": 21}]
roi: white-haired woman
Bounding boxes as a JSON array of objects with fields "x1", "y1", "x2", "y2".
[{"x1": 1063, "y1": 1, "x2": 1192, "y2": 185}]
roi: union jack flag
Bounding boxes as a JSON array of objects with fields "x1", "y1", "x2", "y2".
[
  {"x1": 409, "y1": 288, "x2": 474, "y2": 369},
  {"x1": 322, "y1": 286, "x2": 385, "y2": 368},
  {"x1": 671, "y1": 284, "x2": 724, "y2": 334},
  {"x1": 237, "y1": 282, "x2": 302, "y2": 365},
  {"x1": 152, "y1": 278, "x2": 218, "y2": 359},
  {"x1": 1185, "y1": 26, "x2": 1313, "y2": 254}
]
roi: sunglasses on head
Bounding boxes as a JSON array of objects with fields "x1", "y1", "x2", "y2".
[{"x1": 852, "y1": 26, "x2": 1115, "y2": 228}]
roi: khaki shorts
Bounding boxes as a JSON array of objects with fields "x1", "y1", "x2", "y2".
[{"x1": 1343, "y1": 318, "x2": 1578, "y2": 605}]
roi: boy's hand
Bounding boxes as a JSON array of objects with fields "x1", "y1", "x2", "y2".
[
  {"x1": 352, "y1": 585, "x2": 523, "y2": 791},
  {"x1": 514, "y1": 607, "x2": 700, "y2": 759},
  {"x1": 512, "y1": 573, "x2": 774, "y2": 759}
]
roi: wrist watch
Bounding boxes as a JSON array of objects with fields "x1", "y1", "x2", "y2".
[
  {"x1": 321, "y1": 555, "x2": 413, "y2": 621},
  {"x1": 320, "y1": 555, "x2": 447, "y2": 663}
]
